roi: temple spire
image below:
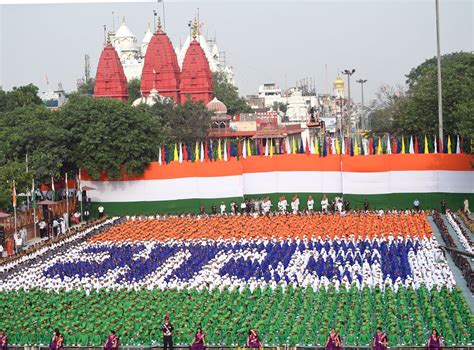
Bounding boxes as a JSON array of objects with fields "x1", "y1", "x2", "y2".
[
  {"x1": 156, "y1": 16, "x2": 163, "y2": 33},
  {"x1": 191, "y1": 17, "x2": 200, "y2": 39}
]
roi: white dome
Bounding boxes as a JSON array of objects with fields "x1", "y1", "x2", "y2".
[
  {"x1": 132, "y1": 89, "x2": 166, "y2": 107},
  {"x1": 142, "y1": 26, "x2": 153, "y2": 44},
  {"x1": 115, "y1": 18, "x2": 135, "y2": 38}
]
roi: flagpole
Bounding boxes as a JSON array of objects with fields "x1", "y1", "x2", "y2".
[
  {"x1": 66, "y1": 172, "x2": 69, "y2": 231},
  {"x1": 32, "y1": 178, "x2": 37, "y2": 239},
  {"x1": 13, "y1": 180, "x2": 17, "y2": 235},
  {"x1": 79, "y1": 170, "x2": 84, "y2": 224}
]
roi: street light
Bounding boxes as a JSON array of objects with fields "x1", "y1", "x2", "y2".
[
  {"x1": 342, "y1": 69, "x2": 355, "y2": 135},
  {"x1": 435, "y1": 0, "x2": 443, "y2": 147},
  {"x1": 356, "y1": 79, "x2": 367, "y2": 130}
]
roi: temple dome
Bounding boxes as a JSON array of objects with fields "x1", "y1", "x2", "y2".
[
  {"x1": 333, "y1": 75, "x2": 345, "y2": 88},
  {"x1": 140, "y1": 18, "x2": 180, "y2": 102},
  {"x1": 180, "y1": 39, "x2": 213, "y2": 104},
  {"x1": 132, "y1": 88, "x2": 165, "y2": 106},
  {"x1": 93, "y1": 43, "x2": 128, "y2": 101},
  {"x1": 115, "y1": 17, "x2": 135, "y2": 39},
  {"x1": 206, "y1": 97, "x2": 227, "y2": 114}
]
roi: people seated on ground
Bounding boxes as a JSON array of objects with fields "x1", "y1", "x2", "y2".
[
  {"x1": 191, "y1": 328, "x2": 206, "y2": 350},
  {"x1": 246, "y1": 329, "x2": 261, "y2": 349}
]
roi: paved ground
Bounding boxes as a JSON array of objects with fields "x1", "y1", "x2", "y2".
[
  {"x1": 428, "y1": 216, "x2": 474, "y2": 314},
  {"x1": 441, "y1": 215, "x2": 474, "y2": 270}
]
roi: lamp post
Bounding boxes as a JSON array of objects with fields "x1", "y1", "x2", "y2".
[
  {"x1": 356, "y1": 79, "x2": 367, "y2": 130},
  {"x1": 435, "y1": 0, "x2": 443, "y2": 146},
  {"x1": 342, "y1": 69, "x2": 355, "y2": 135}
]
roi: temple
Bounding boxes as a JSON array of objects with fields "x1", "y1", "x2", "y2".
[
  {"x1": 140, "y1": 18, "x2": 181, "y2": 102},
  {"x1": 179, "y1": 19, "x2": 213, "y2": 104},
  {"x1": 93, "y1": 40, "x2": 129, "y2": 101}
]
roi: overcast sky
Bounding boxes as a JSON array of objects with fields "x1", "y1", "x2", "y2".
[{"x1": 0, "y1": 0, "x2": 472, "y2": 102}]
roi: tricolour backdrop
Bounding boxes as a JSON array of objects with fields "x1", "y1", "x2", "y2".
[{"x1": 82, "y1": 154, "x2": 474, "y2": 214}]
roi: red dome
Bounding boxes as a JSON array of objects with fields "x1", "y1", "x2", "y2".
[
  {"x1": 141, "y1": 27, "x2": 180, "y2": 103},
  {"x1": 93, "y1": 43, "x2": 128, "y2": 101},
  {"x1": 179, "y1": 40, "x2": 213, "y2": 104}
]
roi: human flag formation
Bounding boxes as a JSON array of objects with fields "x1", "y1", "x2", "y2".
[{"x1": 0, "y1": 213, "x2": 472, "y2": 348}]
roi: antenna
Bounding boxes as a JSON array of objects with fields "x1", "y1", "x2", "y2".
[
  {"x1": 84, "y1": 54, "x2": 91, "y2": 83},
  {"x1": 112, "y1": 11, "x2": 115, "y2": 32},
  {"x1": 103, "y1": 24, "x2": 107, "y2": 44}
]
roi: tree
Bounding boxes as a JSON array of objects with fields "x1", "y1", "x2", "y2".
[
  {"x1": 128, "y1": 78, "x2": 142, "y2": 103},
  {"x1": 77, "y1": 79, "x2": 95, "y2": 95},
  {"x1": 146, "y1": 98, "x2": 212, "y2": 144},
  {"x1": 212, "y1": 72, "x2": 252, "y2": 115},
  {"x1": 0, "y1": 161, "x2": 34, "y2": 210},
  {"x1": 0, "y1": 84, "x2": 42, "y2": 112},
  {"x1": 369, "y1": 52, "x2": 474, "y2": 139},
  {"x1": 367, "y1": 85, "x2": 407, "y2": 135},
  {"x1": 60, "y1": 95, "x2": 165, "y2": 180}
]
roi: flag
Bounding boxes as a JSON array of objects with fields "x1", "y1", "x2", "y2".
[
  {"x1": 237, "y1": 138, "x2": 242, "y2": 159},
  {"x1": 282, "y1": 138, "x2": 287, "y2": 154},
  {"x1": 178, "y1": 143, "x2": 183, "y2": 163},
  {"x1": 165, "y1": 145, "x2": 170, "y2": 163},
  {"x1": 377, "y1": 137, "x2": 382, "y2": 155},
  {"x1": 456, "y1": 135, "x2": 461, "y2": 154},
  {"x1": 409, "y1": 136, "x2": 414, "y2": 154},
  {"x1": 322, "y1": 136, "x2": 327, "y2": 157},
  {"x1": 195, "y1": 142, "x2": 200, "y2": 162},
  {"x1": 292, "y1": 137, "x2": 297, "y2": 154},
  {"x1": 401, "y1": 136, "x2": 406, "y2": 154},
  {"x1": 200, "y1": 142, "x2": 205, "y2": 162},
  {"x1": 218, "y1": 139, "x2": 222, "y2": 161},
  {"x1": 65, "y1": 173, "x2": 69, "y2": 200},
  {"x1": 335, "y1": 138, "x2": 341, "y2": 155},
  {"x1": 433, "y1": 136, "x2": 438, "y2": 154},
  {"x1": 386, "y1": 135, "x2": 392, "y2": 155},
  {"x1": 243, "y1": 139, "x2": 247, "y2": 159},
  {"x1": 51, "y1": 176, "x2": 56, "y2": 201},
  {"x1": 350, "y1": 137, "x2": 354, "y2": 156},
  {"x1": 12, "y1": 180, "x2": 17, "y2": 207},
  {"x1": 328, "y1": 137, "x2": 333, "y2": 155},
  {"x1": 310, "y1": 136, "x2": 315, "y2": 154},
  {"x1": 438, "y1": 136, "x2": 443, "y2": 154},
  {"x1": 174, "y1": 144, "x2": 179, "y2": 161},
  {"x1": 424, "y1": 135, "x2": 429, "y2": 154},
  {"x1": 223, "y1": 140, "x2": 228, "y2": 161},
  {"x1": 247, "y1": 139, "x2": 252, "y2": 157},
  {"x1": 31, "y1": 178, "x2": 36, "y2": 209},
  {"x1": 447, "y1": 135, "x2": 452, "y2": 154},
  {"x1": 315, "y1": 135, "x2": 320, "y2": 156},
  {"x1": 414, "y1": 136, "x2": 419, "y2": 154},
  {"x1": 299, "y1": 139, "x2": 304, "y2": 154},
  {"x1": 230, "y1": 140, "x2": 236, "y2": 157},
  {"x1": 205, "y1": 141, "x2": 210, "y2": 161},
  {"x1": 183, "y1": 143, "x2": 188, "y2": 162},
  {"x1": 355, "y1": 137, "x2": 360, "y2": 156},
  {"x1": 341, "y1": 137, "x2": 345, "y2": 155},
  {"x1": 265, "y1": 138, "x2": 269, "y2": 156},
  {"x1": 305, "y1": 137, "x2": 310, "y2": 156},
  {"x1": 158, "y1": 147, "x2": 162, "y2": 165},
  {"x1": 270, "y1": 138, "x2": 274, "y2": 158}
]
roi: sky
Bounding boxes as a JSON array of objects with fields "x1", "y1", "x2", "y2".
[{"x1": 0, "y1": 0, "x2": 472, "y2": 103}]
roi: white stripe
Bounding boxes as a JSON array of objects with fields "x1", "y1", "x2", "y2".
[{"x1": 83, "y1": 170, "x2": 473, "y2": 202}]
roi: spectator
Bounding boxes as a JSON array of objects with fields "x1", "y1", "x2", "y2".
[
  {"x1": 98, "y1": 205, "x2": 105, "y2": 218},
  {"x1": 440, "y1": 199, "x2": 447, "y2": 214},
  {"x1": 321, "y1": 194, "x2": 329, "y2": 214},
  {"x1": 307, "y1": 195, "x2": 314, "y2": 212},
  {"x1": 363, "y1": 199, "x2": 370, "y2": 212},
  {"x1": 211, "y1": 205, "x2": 217, "y2": 216},
  {"x1": 52, "y1": 217, "x2": 60, "y2": 236},
  {"x1": 84, "y1": 209, "x2": 90, "y2": 221},
  {"x1": 39, "y1": 220, "x2": 47, "y2": 239},
  {"x1": 13, "y1": 232, "x2": 22, "y2": 254},
  {"x1": 240, "y1": 200, "x2": 246, "y2": 214},
  {"x1": 199, "y1": 205, "x2": 205, "y2": 215},
  {"x1": 413, "y1": 199, "x2": 421, "y2": 212},
  {"x1": 464, "y1": 198, "x2": 471, "y2": 215},
  {"x1": 220, "y1": 202, "x2": 226, "y2": 215}
]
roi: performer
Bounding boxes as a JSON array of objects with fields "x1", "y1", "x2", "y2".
[
  {"x1": 162, "y1": 313, "x2": 174, "y2": 350},
  {"x1": 321, "y1": 194, "x2": 329, "y2": 214},
  {"x1": 104, "y1": 330, "x2": 119, "y2": 350},
  {"x1": 0, "y1": 330, "x2": 7, "y2": 350},
  {"x1": 50, "y1": 329, "x2": 62, "y2": 350},
  {"x1": 307, "y1": 195, "x2": 314, "y2": 213},
  {"x1": 325, "y1": 328, "x2": 341, "y2": 350},
  {"x1": 191, "y1": 328, "x2": 206, "y2": 350},
  {"x1": 246, "y1": 329, "x2": 261, "y2": 349},
  {"x1": 427, "y1": 328, "x2": 442, "y2": 350},
  {"x1": 373, "y1": 327, "x2": 387, "y2": 350}
]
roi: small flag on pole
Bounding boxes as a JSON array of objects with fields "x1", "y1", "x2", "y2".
[
  {"x1": 12, "y1": 180, "x2": 17, "y2": 207},
  {"x1": 51, "y1": 176, "x2": 56, "y2": 201}
]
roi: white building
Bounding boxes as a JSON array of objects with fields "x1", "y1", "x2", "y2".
[{"x1": 257, "y1": 83, "x2": 283, "y2": 108}]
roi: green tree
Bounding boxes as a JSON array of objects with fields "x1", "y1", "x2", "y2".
[
  {"x1": 212, "y1": 71, "x2": 251, "y2": 115},
  {"x1": 128, "y1": 78, "x2": 142, "y2": 103},
  {"x1": 0, "y1": 161, "x2": 34, "y2": 210},
  {"x1": 60, "y1": 95, "x2": 165, "y2": 179},
  {"x1": 77, "y1": 79, "x2": 95, "y2": 95},
  {"x1": 0, "y1": 84, "x2": 42, "y2": 112},
  {"x1": 369, "y1": 52, "x2": 474, "y2": 138}
]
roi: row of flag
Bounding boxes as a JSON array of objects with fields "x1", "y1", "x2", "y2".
[{"x1": 157, "y1": 134, "x2": 467, "y2": 164}]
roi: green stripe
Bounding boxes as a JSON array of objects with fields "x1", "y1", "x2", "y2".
[
  {"x1": 1, "y1": 287, "x2": 472, "y2": 346},
  {"x1": 88, "y1": 193, "x2": 473, "y2": 217}
]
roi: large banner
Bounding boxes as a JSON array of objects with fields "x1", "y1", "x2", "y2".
[{"x1": 81, "y1": 154, "x2": 473, "y2": 213}]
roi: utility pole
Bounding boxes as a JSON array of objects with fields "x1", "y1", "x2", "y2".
[
  {"x1": 342, "y1": 69, "x2": 355, "y2": 136},
  {"x1": 435, "y1": 0, "x2": 443, "y2": 146},
  {"x1": 356, "y1": 79, "x2": 367, "y2": 130}
]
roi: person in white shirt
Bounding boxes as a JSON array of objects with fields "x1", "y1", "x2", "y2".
[
  {"x1": 39, "y1": 220, "x2": 47, "y2": 238},
  {"x1": 278, "y1": 196, "x2": 288, "y2": 214},
  {"x1": 13, "y1": 232, "x2": 22, "y2": 254},
  {"x1": 240, "y1": 201, "x2": 246, "y2": 214},
  {"x1": 321, "y1": 194, "x2": 329, "y2": 213},
  {"x1": 291, "y1": 195, "x2": 300, "y2": 214},
  {"x1": 220, "y1": 202, "x2": 226, "y2": 215},
  {"x1": 52, "y1": 218, "x2": 59, "y2": 236},
  {"x1": 98, "y1": 205, "x2": 105, "y2": 218},
  {"x1": 307, "y1": 195, "x2": 314, "y2": 212}
]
